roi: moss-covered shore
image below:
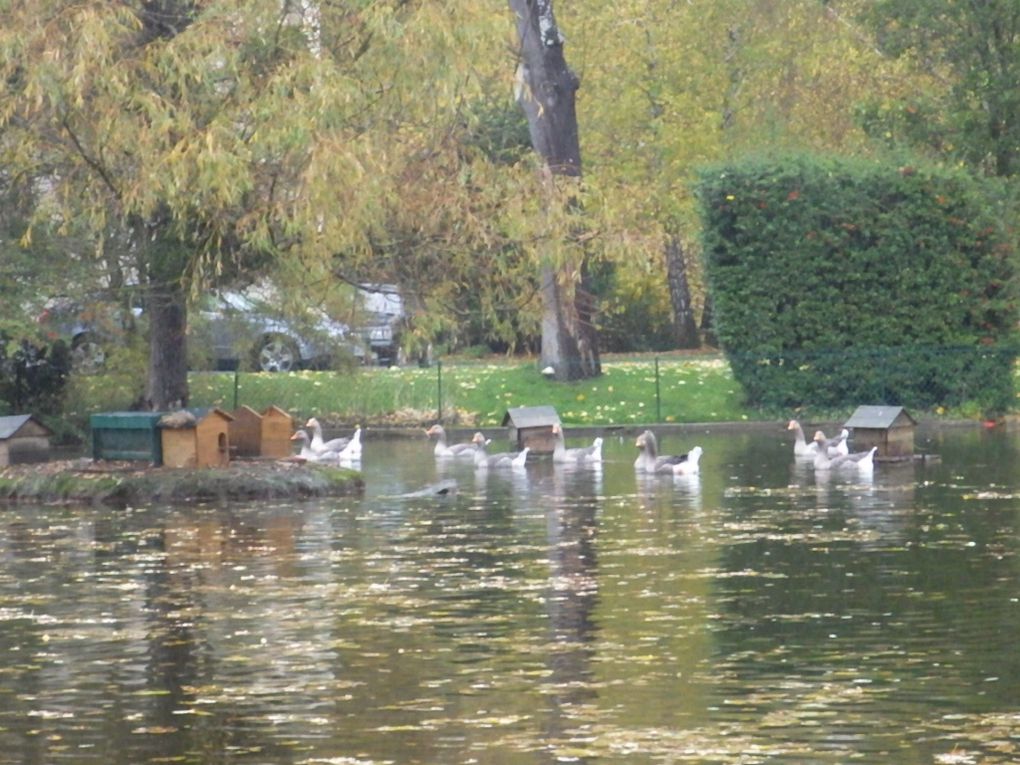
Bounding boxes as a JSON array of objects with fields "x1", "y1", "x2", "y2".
[{"x1": 0, "y1": 459, "x2": 364, "y2": 506}]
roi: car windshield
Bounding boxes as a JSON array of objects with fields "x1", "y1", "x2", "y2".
[{"x1": 218, "y1": 292, "x2": 257, "y2": 312}]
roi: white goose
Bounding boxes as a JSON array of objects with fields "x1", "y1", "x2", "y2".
[
  {"x1": 551, "y1": 423, "x2": 603, "y2": 464},
  {"x1": 425, "y1": 424, "x2": 476, "y2": 458},
  {"x1": 305, "y1": 417, "x2": 353, "y2": 454},
  {"x1": 787, "y1": 420, "x2": 820, "y2": 457},
  {"x1": 471, "y1": 432, "x2": 529, "y2": 468},
  {"x1": 814, "y1": 428, "x2": 849, "y2": 457},
  {"x1": 290, "y1": 429, "x2": 342, "y2": 463},
  {"x1": 812, "y1": 432, "x2": 875, "y2": 471},
  {"x1": 336, "y1": 427, "x2": 362, "y2": 461},
  {"x1": 635, "y1": 430, "x2": 702, "y2": 475}
]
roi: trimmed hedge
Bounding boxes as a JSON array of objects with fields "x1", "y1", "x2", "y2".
[{"x1": 696, "y1": 155, "x2": 1018, "y2": 414}]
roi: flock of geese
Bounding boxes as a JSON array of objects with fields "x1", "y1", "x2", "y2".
[
  {"x1": 426, "y1": 423, "x2": 703, "y2": 475},
  {"x1": 290, "y1": 418, "x2": 363, "y2": 464},
  {"x1": 787, "y1": 420, "x2": 877, "y2": 471},
  {"x1": 288, "y1": 418, "x2": 869, "y2": 476}
]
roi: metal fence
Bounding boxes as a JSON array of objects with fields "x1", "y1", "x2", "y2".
[{"x1": 184, "y1": 344, "x2": 1018, "y2": 427}]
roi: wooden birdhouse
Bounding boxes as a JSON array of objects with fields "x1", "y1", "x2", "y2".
[
  {"x1": 159, "y1": 408, "x2": 233, "y2": 469},
  {"x1": 228, "y1": 408, "x2": 263, "y2": 461},
  {"x1": 0, "y1": 414, "x2": 52, "y2": 466},
  {"x1": 229, "y1": 405, "x2": 294, "y2": 458},
  {"x1": 259, "y1": 406, "x2": 294, "y2": 458},
  {"x1": 501, "y1": 405, "x2": 561, "y2": 454},
  {"x1": 229, "y1": 405, "x2": 263, "y2": 458},
  {"x1": 844, "y1": 405, "x2": 917, "y2": 460}
]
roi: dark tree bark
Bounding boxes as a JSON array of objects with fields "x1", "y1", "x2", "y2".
[
  {"x1": 664, "y1": 234, "x2": 700, "y2": 349},
  {"x1": 510, "y1": 0, "x2": 600, "y2": 381},
  {"x1": 700, "y1": 292, "x2": 717, "y2": 348},
  {"x1": 134, "y1": 1, "x2": 194, "y2": 410},
  {"x1": 134, "y1": 212, "x2": 191, "y2": 411},
  {"x1": 144, "y1": 281, "x2": 189, "y2": 410}
]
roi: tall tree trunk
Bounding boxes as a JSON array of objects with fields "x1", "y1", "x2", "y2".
[
  {"x1": 135, "y1": 2, "x2": 194, "y2": 411},
  {"x1": 701, "y1": 292, "x2": 718, "y2": 348},
  {"x1": 145, "y1": 279, "x2": 189, "y2": 410},
  {"x1": 510, "y1": 0, "x2": 600, "y2": 381},
  {"x1": 139, "y1": 220, "x2": 191, "y2": 410},
  {"x1": 664, "y1": 234, "x2": 700, "y2": 348},
  {"x1": 539, "y1": 261, "x2": 600, "y2": 380}
]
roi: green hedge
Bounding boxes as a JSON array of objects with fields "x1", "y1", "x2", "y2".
[{"x1": 696, "y1": 155, "x2": 1018, "y2": 414}]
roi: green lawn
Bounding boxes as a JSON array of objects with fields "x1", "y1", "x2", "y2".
[
  {"x1": 182, "y1": 353, "x2": 750, "y2": 427},
  {"x1": 62, "y1": 350, "x2": 1003, "y2": 439}
]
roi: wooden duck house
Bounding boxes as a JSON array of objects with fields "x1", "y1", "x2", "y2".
[
  {"x1": 160, "y1": 408, "x2": 233, "y2": 469},
  {"x1": 844, "y1": 405, "x2": 916, "y2": 460},
  {"x1": 229, "y1": 405, "x2": 263, "y2": 457},
  {"x1": 0, "y1": 414, "x2": 52, "y2": 466},
  {"x1": 259, "y1": 406, "x2": 294, "y2": 458},
  {"x1": 501, "y1": 405, "x2": 561, "y2": 454},
  {"x1": 229, "y1": 405, "x2": 293, "y2": 458}
]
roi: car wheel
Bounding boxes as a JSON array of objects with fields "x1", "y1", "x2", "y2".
[
  {"x1": 70, "y1": 332, "x2": 107, "y2": 375},
  {"x1": 254, "y1": 334, "x2": 299, "y2": 373}
]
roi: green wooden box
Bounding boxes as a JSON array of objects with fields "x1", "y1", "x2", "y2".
[{"x1": 90, "y1": 412, "x2": 164, "y2": 464}]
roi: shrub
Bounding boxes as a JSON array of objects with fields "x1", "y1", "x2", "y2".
[
  {"x1": 0, "y1": 336, "x2": 71, "y2": 416},
  {"x1": 696, "y1": 154, "x2": 1018, "y2": 414}
]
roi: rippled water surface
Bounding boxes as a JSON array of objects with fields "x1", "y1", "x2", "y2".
[{"x1": 1, "y1": 424, "x2": 1019, "y2": 764}]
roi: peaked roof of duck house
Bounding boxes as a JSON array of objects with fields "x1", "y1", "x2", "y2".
[{"x1": 845, "y1": 405, "x2": 916, "y2": 430}]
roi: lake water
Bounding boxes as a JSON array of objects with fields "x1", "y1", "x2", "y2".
[{"x1": 1, "y1": 424, "x2": 1018, "y2": 764}]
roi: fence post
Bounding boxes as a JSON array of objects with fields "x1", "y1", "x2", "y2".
[
  {"x1": 654, "y1": 356, "x2": 661, "y2": 423},
  {"x1": 233, "y1": 369, "x2": 240, "y2": 410},
  {"x1": 437, "y1": 360, "x2": 443, "y2": 423}
]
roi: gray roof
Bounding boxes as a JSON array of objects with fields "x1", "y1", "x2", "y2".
[
  {"x1": 501, "y1": 405, "x2": 561, "y2": 429},
  {"x1": 0, "y1": 414, "x2": 52, "y2": 440},
  {"x1": 845, "y1": 405, "x2": 916, "y2": 430}
]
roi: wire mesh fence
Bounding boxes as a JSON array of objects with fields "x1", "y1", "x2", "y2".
[
  {"x1": 184, "y1": 343, "x2": 1019, "y2": 427},
  {"x1": 185, "y1": 354, "x2": 731, "y2": 427}
]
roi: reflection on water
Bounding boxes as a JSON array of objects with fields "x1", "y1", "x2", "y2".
[{"x1": 0, "y1": 424, "x2": 1019, "y2": 763}]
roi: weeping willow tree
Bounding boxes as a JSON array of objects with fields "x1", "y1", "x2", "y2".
[{"x1": 0, "y1": 1, "x2": 432, "y2": 407}]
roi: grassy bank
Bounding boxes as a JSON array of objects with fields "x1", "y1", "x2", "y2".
[
  {"x1": 64, "y1": 353, "x2": 750, "y2": 431},
  {"x1": 61, "y1": 350, "x2": 997, "y2": 439}
]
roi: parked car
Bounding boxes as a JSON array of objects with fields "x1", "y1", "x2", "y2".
[
  {"x1": 35, "y1": 295, "x2": 142, "y2": 375},
  {"x1": 194, "y1": 290, "x2": 364, "y2": 372},
  {"x1": 355, "y1": 284, "x2": 405, "y2": 366},
  {"x1": 37, "y1": 289, "x2": 364, "y2": 374}
]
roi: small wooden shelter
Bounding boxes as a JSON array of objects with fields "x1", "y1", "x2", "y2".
[
  {"x1": 844, "y1": 405, "x2": 917, "y2": 459},
  {"x1": 501, "y1": 405, "x2": 561, "y2": 454},
  {"x1": 259, "y1": 406, "x2": 294, "y2": 458},
  {"x1": 0, "y1": 414, "x2": 52, "y2": 466},
  {"x1": 160, "y1": 408, "x2": 233, "y2": 469},
  {"x1": 229, "y1": 405, "x2": 263, "y2": 457},
  {"x1": 229, "y1": 405, "x2": 293, "y2": 458}
]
